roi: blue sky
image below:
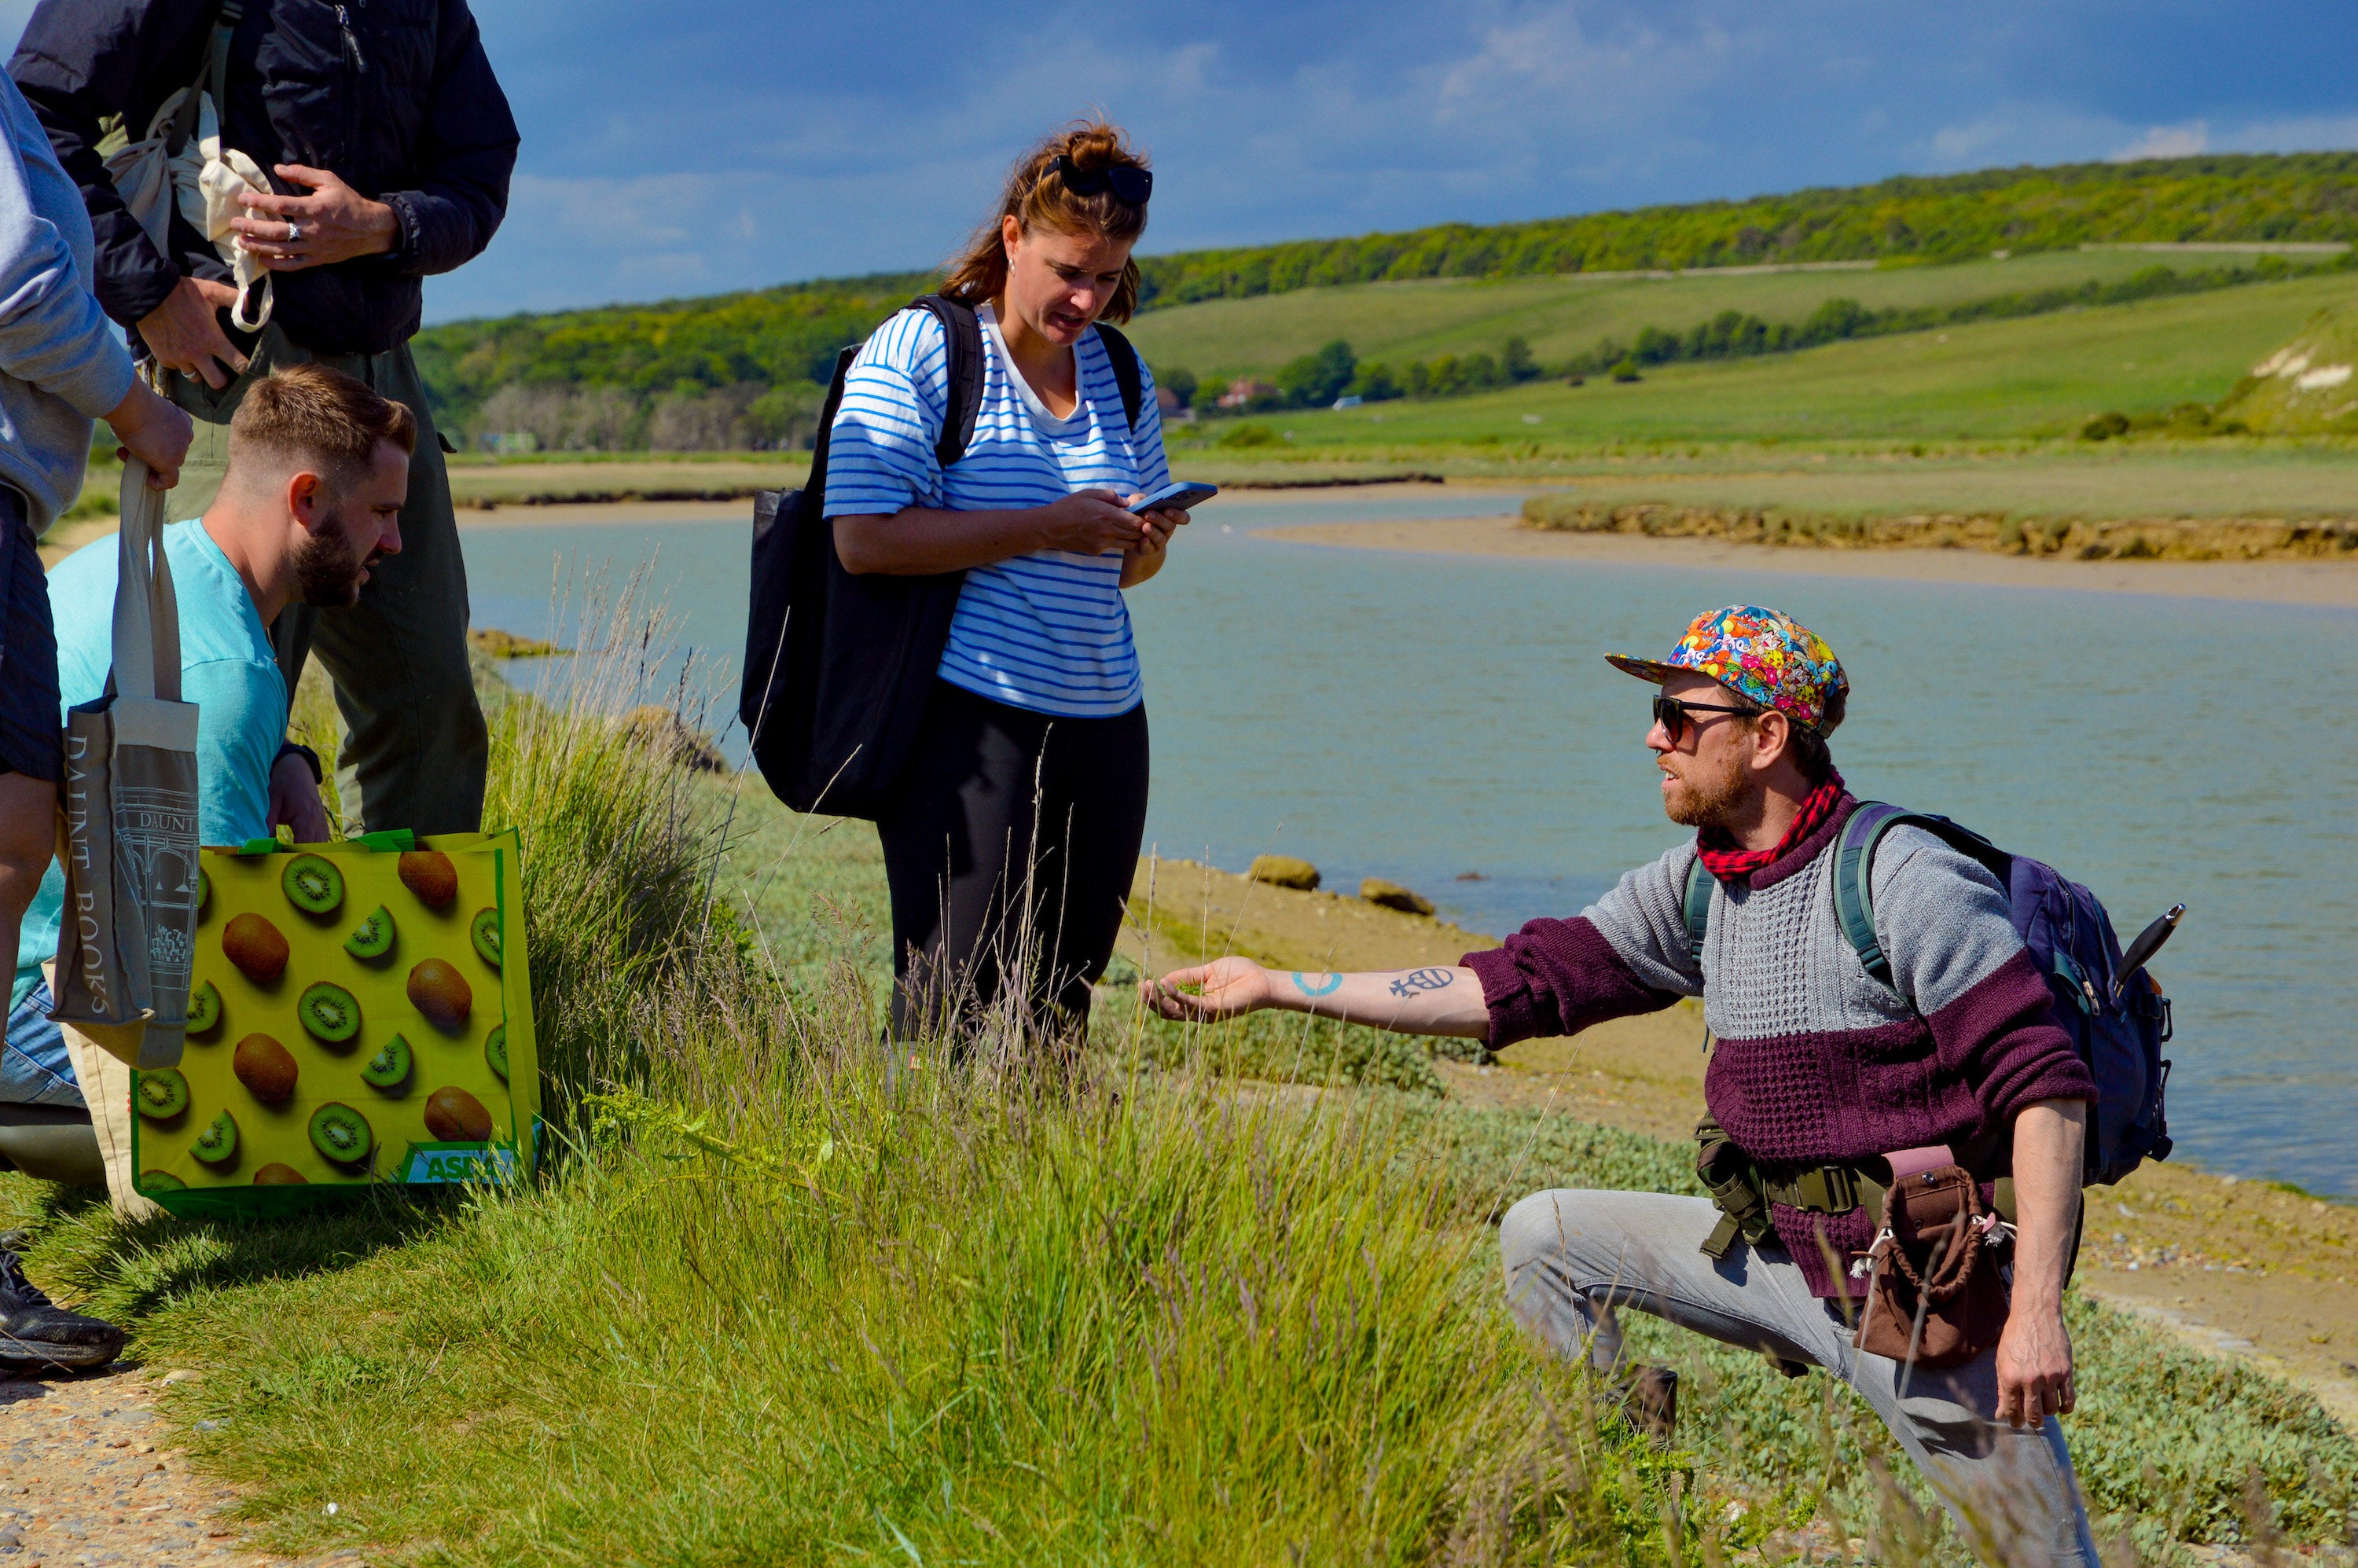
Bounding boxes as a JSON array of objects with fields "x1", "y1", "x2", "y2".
[{"x1": 10, "y1": 1, "x2": 2357, "y2": 321}]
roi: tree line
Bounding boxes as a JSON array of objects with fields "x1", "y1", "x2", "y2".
[
  {"x1": 1133, "y1": 152, "x2": 2358, "y2": 307},
  {"x1": 410, "y1": 152, "x2": 2358, "y2": 449}
]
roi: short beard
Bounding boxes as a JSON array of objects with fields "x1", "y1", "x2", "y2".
[
  {"x1": 293, "y1": 518, "x2": 367, "y2": 608},
  {"x1": 1662, "y1": 744, "x2": 1751, "y2": 830}
]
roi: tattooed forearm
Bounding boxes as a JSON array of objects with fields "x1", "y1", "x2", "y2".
[
  {"x1": 1291, "y1": 971, "x2": 1344, "y2": 997},
  {"x1": 1387, "y1": 967, "x2": 1457, "y2": 999}
]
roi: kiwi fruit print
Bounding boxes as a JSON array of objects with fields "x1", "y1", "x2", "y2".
[{"x1": 134, "y1": 836, "x2": 529, "y2": 1201}]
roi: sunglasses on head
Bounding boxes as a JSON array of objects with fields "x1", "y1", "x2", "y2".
[
  {"x1": 1050, "y1": 155, "x2": 1152, "y2": 206},
  {"x1": 1651, "y1": 692, "x2": 1761, "y2": 744}
]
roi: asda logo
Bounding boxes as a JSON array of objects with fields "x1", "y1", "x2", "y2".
[{"x1": 401, "y1": 1143, "x2": 519, "y2": 1184}]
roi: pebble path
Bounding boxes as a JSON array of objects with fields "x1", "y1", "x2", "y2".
[{"x1": 0, "y1": 1363, "x2": 362, "y2": 1568}]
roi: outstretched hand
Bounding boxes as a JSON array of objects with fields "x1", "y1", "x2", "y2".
[{"x1": 1140, "y1": 957, "x2": 1276, "y2": 1022}]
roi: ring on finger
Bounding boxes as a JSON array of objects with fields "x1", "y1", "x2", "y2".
[{"x1": 286, "y1": 220, "x2": 303, "y2": 244}]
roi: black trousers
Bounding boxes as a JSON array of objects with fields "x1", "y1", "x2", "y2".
[{"x1": 876, "y1": 681, "x2": 1149, "y2": 1044}]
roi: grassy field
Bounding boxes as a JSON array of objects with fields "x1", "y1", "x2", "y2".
[
  {"x1": 1119, "y1": 248, "x2": 2316, "y2": 380},
  {"x1": 1166, "y1": 270, "x2": 2358, "y2": 448},
  {"x1": 44, "y1": 265, "x2": 2358, "y2": 578},
  {"x1": 2, "y1": 601, "x2": 2353, "y2": 1563}
]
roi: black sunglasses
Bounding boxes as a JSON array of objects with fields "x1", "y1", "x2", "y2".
[
  {"x1": 1050, "y1": 155, "x2": 1151, "y2": 206},
  {"x1": 1652, "y1": 693, "x2": 1759, "y2": 744}
]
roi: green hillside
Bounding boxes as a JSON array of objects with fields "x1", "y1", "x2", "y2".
[
  {"x1": 1118, "y1": 248, "x2": 2299, "y2": 380},
  {"x1": 412, "y1": 152, "x2": 2358, "y2": 446},
  {"x1": 2216, "y1": 302, "x2": 2358, "y2": 433},
  {"x1": 1137, "y1": 152, "x2": 2358, "y2": 303},
  {"x1": 1168, "y1": 270, "x2": 2358, "y2": 446}
]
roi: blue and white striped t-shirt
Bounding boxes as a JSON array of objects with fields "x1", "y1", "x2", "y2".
[{"x1": 822, "y1": 304, "x2": 1169, "y2": 718}]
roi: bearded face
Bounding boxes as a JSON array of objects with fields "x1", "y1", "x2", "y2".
[
  {"x1": 292, "y1": 504, "x2": 381, "y2": 608},
  {"x1": 1659, "y1": 735, "x2": 1752, "y2": 828}
]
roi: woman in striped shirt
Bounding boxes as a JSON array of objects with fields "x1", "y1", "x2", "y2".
[{"x1": 826, "y1": 121, "x2": 1188, "y2": 1052}]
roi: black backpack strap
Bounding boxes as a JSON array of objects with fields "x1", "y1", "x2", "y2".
[
  {"x1": 1094, "y1": 321, "x2": 1144, "y2": 431},
  {"x1": 168, "y1": 0, "x2": 243, "y2": 155},
  {"x1": 805, "y1": 345, "x2": 860, "y2": 501},
  {"x1": 906, "y1": 294, "x2": 985, "y2": 470}
]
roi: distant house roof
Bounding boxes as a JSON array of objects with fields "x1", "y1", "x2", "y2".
[{"x1": 1217, "y1": 376, "x2": 1276, "y2": 409}]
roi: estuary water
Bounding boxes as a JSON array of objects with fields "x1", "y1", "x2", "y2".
[{"x1": 460, "y1": 494, "x2": 2358, "y2": 1192}]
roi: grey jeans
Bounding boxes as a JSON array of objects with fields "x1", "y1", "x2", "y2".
[
  {"x1": 163, "y1": 325, "x2": 487, "y2": 836},
  {"x1": 1500, "y1": 1189, "x2": 2099, "y2": 1567}
]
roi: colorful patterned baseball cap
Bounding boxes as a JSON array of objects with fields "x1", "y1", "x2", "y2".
[{"x1": 1607, "y1": 605, "x2": 1849, "y2": 731}]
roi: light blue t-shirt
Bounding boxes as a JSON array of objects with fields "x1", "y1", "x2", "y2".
[
  {"x1": 821, "y1": 304, "x2": 1169, "y2": 718},
  {"x1": 13, "y1": 521, "x2": 287, "y2": 1008}
]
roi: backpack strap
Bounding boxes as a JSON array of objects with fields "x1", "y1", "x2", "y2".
[
  {"x1": 905, "y1": 294, "x2": 986, "y2": 470},
  {"x1": 207, "y1": 1, "x2": 242, "y2": 118},
  {"x1": 1094, "y1": 321, "x2": 1144, "y2": 431},
  {"x1": 1832, "y1": 802, "x2": 2011, "y2": 990},
  {"x1": 167, "y1": 0, "x2": 242, "y2": 156},
  {"x1": 803, "y1": 344, "x2": 860, "y2": 498},
  {"x1": 1680, "y1": 853, "x2": 1713, "y2": 967}
]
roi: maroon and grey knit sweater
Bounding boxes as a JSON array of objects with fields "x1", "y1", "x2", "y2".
[{"x1": 1464, "y1": 795, "x2": 2098, "y2": 1296}]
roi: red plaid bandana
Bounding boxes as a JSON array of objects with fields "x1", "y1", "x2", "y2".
[{"x1": 1696, "y1": 771, "x2": 1847, "y2": 883}]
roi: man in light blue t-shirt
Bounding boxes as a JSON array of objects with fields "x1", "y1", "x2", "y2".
[{"x1": 7, "y1": 364, "x2": 413, "y2": 1111}]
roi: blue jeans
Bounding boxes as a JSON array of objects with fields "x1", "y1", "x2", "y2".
[{"x1": 3, "y1": 979, "x2": 83, "y2": 1108}]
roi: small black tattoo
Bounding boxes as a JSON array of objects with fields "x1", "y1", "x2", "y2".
[{"x1": 1387, "y1": 967, "x2": 1455, "y2": 999}]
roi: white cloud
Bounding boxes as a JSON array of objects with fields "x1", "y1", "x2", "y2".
[
  {"x1": 2213, "y1": 112, "x2": 2358, "y2": 152},
  {"x1": 1923, "y1": 103, "x2": 2358, "y2": 178},
  {"x1": 2111, "y1": 121, "x2": 2210, "y2": 161},
  {"x1": 1432, "y1": 6, "x2": 1744, "y2": 124}
]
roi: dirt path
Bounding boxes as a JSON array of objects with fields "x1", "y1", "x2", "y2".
[{"x1": 0, "y1": 1362, "x2": 351, "y2": 1568}]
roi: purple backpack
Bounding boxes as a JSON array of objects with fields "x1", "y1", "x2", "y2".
[{"x1": 1684, "y1": 802, "x2": 2177, "y2": 1186}]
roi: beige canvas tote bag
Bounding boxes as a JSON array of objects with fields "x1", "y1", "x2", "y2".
[
  {"x1": 50, "y1": 458, "x2": 200, "y2": 1073},
  {"x1": 49, "y1": 959, "x2": 163, "y2": 1222},
  {"x1": 98, "y1": 1, "x2": 271, "y2": 332}
]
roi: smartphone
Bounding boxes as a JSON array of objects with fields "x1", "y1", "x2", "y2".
[{"x1": 1128, "y1": 480, "x2": 1219, "y2": 514}]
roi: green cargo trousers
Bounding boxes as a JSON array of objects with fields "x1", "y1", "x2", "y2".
[{"x1": 162, "y1": 324, "x2": 487, "y2": 836}]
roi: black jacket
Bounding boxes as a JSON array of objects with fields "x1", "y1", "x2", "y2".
[{"x1": 11, "y1": 0, "x2": 517, "y2": 356}]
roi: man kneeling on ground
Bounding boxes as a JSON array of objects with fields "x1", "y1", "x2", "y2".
[
  {"x1": 3, "y1": 365, "x2": 406, "y2": 1367},
  {"x1": 1144, "y1": 605, "x2": 2103, "y2": 1567}
]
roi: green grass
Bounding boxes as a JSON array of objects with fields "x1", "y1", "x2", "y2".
[
  {"x1": 4, "y1": 593, "x2": 2354, "y2": 1563},
  {"x1": 1505, "y1": 447, "x2": 2358, "y2": 528},
  {"x1": 1162, "y1": 271, "x2": 2358, "y2": 449},
  {"x1": 1122, "y1": 249, "x2": 2284, "y2": 380}
]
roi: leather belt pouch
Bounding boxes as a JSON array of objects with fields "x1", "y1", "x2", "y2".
[{"x1": 1854, "y1": 1162, "x2": 2010, "y2": 1369}]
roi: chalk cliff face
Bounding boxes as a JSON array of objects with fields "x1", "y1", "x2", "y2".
[{"x1": 2217, "y1": 304, "x2": 2358, "y2": 433}]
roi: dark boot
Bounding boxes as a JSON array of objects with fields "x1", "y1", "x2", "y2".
[
  {"x1": 1618, "y1": 1363, "x2": 1679, "y2": 1441},
  {"x1": 0, "y1": 1245, "x2": 123, "y2": 1371}
]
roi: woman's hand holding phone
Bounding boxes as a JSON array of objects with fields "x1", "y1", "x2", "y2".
[
  {"x1": 1117, "y1": 488, "x2": 1192, "y2": 588},
  {"x1": 1129, "y1": 500, "x2": 1187, "y2": 554},
  {"x1": 1035, "y1": 489, "x2": 1151, "y2": 556}
]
